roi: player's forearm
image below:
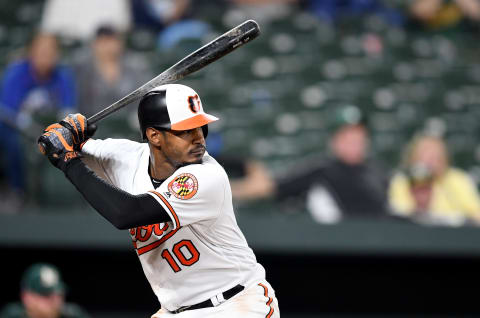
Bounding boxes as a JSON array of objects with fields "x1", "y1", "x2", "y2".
[{"x1": 64, "y1": 159, "x2": 170, "y2": 229}]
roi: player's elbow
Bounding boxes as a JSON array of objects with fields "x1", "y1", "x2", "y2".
[
  {"x1": 108, "y1": 200, "x2": 143, "y2": 230},
  {"x1": 106, "y1": 207, "x2": 133, "y2": 230},
  {"x1": 110, "y1": 208, "x2": 138, "y2": 230},
  {"x1": 112, "y1": 220, "x2": 131, "y2": 230},
  {"x1": 108, "y1": 215, "x2": 130, "y2": 230}
]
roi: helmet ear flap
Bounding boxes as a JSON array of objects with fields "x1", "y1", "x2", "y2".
[{"x1": 138, "y1": 89, "x2": 169, "y2": 140}]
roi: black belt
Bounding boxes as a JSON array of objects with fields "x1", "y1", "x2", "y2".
[{"x1": 172, "y1": 284, "x2": 244, "y2": 314}]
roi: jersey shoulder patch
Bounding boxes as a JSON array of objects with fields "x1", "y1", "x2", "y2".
[{"x1": 168, "y1": 172, "x2": 199, "y2": 200}]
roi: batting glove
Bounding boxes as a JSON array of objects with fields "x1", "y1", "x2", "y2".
[
  {"x1": 37, "y1": 123, "x2": 82, "y2": 172},
  {"x1": 59, "y1": 113, "x2": 97, "y2": 150}
]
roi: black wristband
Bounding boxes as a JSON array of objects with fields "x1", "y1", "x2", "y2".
[
  {"x1": 59, "y1": 153, "x2": 83, "y2": 173},
  {"x1": 63, "y1": 156, "x2": 84, "y2": 176}
]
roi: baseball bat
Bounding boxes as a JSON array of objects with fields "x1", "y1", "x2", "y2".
[
  {"x1": 38, "y1": 19, "x2": 259, "y2": 154},
  {"x1": 88, "y1": 19, "x2": 260, "y2": 124}
]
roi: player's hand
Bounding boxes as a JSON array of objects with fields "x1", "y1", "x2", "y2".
[
  {"x1": 37, "y1": 123, "x2": 82, "y2": 172},
  {"x1": 59, "y1": 113, "x2": 97, "y2": 150}
]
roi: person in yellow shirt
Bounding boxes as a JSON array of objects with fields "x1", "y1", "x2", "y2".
[
  {"x1": 389, "y1": 134, "x2": 480, "y2": 226},
  {"x1": 409, "y1": 0, "x2": 480, "y2": 32}
]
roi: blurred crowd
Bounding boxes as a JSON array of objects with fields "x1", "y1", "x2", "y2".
[{"x1": 1, "y1": 0, "x2": 480, "y2": 228}]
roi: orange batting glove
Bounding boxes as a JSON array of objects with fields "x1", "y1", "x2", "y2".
[
  {"x1": 37, "y1": 123, "x2": 81, "y2": 172},
  {"x1": 60, "y1": 113, "x2": 97, "y2": 150}
]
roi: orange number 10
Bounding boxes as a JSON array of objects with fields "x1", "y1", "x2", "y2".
[{"x1": 161, "y1": 240, "x2": 200, "y2": 273}]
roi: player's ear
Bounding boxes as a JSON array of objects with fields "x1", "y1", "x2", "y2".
[{"x1": 146, "y1": 127, "x2": 163, "y2": 146}]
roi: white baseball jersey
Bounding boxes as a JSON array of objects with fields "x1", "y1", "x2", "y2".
[{"x1": 81, "y1": 138, "x2": 266, "y2": 312}]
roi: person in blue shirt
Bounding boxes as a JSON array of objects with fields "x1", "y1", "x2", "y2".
[
  {"x1": 307, "y1": 0, "x2": 405, "y2": 26},
  {"x1": 0, "y1": 32, "x2": 76, "y2": 210}
]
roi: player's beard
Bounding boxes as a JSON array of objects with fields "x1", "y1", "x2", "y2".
[
  {"x1": 177, "y1": 159, "x2": 202, "y2": 168},
  {"x1": 188, "y1": 144, "x2": 206, "y2": 164},
  {"x1": 164, "y1": 146, "x2": 205, "y2": 169}
]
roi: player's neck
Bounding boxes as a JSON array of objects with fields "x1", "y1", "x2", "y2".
[
  {"x1": 149, "y1": 159, "x2": 175, "y2": 180},
  {"x1": 149, "y1": 150, "x2": 176, "y2": 180}
]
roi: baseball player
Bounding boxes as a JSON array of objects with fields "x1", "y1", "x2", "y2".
[{"x1": 37, "y1": 84, "x2": 280, "y2": 317}]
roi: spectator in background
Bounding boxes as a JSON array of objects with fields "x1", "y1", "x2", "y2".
[
  {"x1": 224, "y1": 0, "x2": 300, "y2": 26},
  {"x1": 408, "y1": 0, "x2": 480, "y2": 31},
  {"x1": 72, "y1": 25, "x2": 153, "y2": 117},
  {"x1": 389, "y1": 134, "x2": 480, "y2": 226},
  {"x1": 0, "y1": 32, "x2": 76, "y2": 211},
  {"x1": 132, "y1": 0, "x2": 192, "y2": 31},
  {"x1": 274, "y1": 105, "x2": 390, "y2": 223},
  {"x1": 305, "y1": 0, "x2": 405, "y2": 26},
  {"x1": 41, "y1": 0, "x2": 131, "y2": 42},
  {"x1": 0, "y1": 33, "x2": 76, "y2": 118},
  {"x1": 206, "y1": 131, "x2": 275, "y2": 203},
  {"x1": 131, "y1": 0, "x2": 211, "y2": 51},
  {"x1": 0, "y1": 263, "x2": 90, "y2": 318}
]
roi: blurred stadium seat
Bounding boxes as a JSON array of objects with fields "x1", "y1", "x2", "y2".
[{"x1": 1, "y1": 0, "x2": 480, "y2": 207}]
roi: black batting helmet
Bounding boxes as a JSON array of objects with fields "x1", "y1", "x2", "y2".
[{"x1": 138, "y1": 84, "x2": 218, "y2": 140}]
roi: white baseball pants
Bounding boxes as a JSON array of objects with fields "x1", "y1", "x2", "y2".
[{"x1": 151, "y1": 280, "x2": 280, "y2": 318}]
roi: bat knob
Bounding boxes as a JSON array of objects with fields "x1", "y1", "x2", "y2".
[{"x1": 38, "y1": 142, "x2": 47, "y2": 155}]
